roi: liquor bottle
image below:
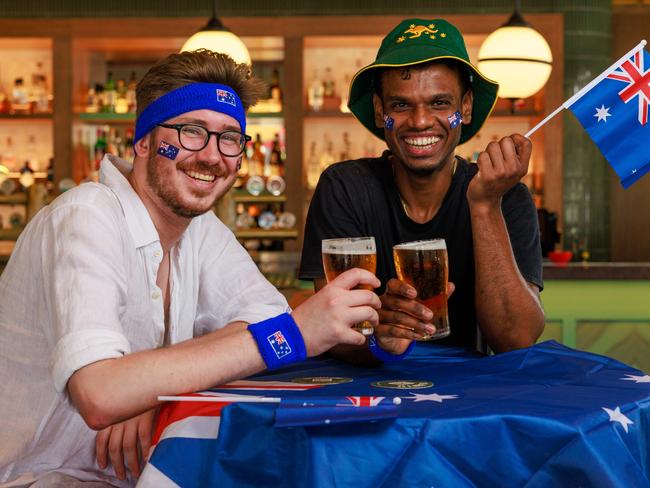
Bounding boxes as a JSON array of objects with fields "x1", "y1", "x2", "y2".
[
  {"x1": 248, "y1": 134, "x2": 265, "y2": 177},
  {"x1": 93, "y1": 129, "x2": 107, "y2": 175},
  {"x1": 114, "y1": 78, "x2": 129, "y2": 114},
  {"x1": 307, "y1": 70, "x2": 324, "y2": 112},
  {"x1": 31, "y1": 61, "x2": 50, "y2": 113},
  {"x1": 0, "y1": 66, "x2": 8, "y2": 114},
  {"x1": 268, "y1": 133, "x2": 284, "y2": 178},
  {"x1": 0, "y1": 83, "x2": 9, "y2": 114},
  {"x1": 322, "y1": 67, "x2": 336, "y2": 99},
  {"x1": 73, "y1": 130, "x2": 90, "y2": 183},
  {"x1": 85, "y1": 86, "x2": 98, "y2": 113},
  {"x1": 123, "y1": 128, "x2": 135, "y2": 161},
  {"x1": 127, "y1": 71, "x2": 138, "y2": 113},
  {"x1": 269, "y1": 68, "x2": 282, "y2": 109},
  {"x1": 319, "y1": 135, "x2": 336, "y2": 174},
  {"x1": 94, "y1": 84, "x2": 106, "y2": 113},
  {"x1": 25, "y1": 134, "x2": 40, "y2": 171},
  {"x1": 306, "y1": 141, "x2": 320, "y2": 190},
  {"x1": 10, "y1": 78, "x2": 30, "y2": 114},
  {"x1": 340, "y1": 132, "x2": 352, "y2": 161},
  {"x1": 104, "y1": 72, "x2": 117, "y2": 113},
  {"x1": 3, "y1": 137, "x2": 17, "y2": 171},
  {"x1": 106, "y1": 127, "x2": 120, "y2": 156},
  {"x1": 339, "y1": 73, "x2": 352, "y2": 113}
]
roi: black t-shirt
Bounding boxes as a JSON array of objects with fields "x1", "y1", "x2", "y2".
[{"x1": 299, "y1": 152, "x2": 543, "y2": 349}]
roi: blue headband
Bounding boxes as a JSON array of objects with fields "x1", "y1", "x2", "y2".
[{"x1": 134, "y1": 83, "x2": 246, "y2": 143}]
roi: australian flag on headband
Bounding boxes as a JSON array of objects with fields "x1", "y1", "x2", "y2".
[
  {"x1": 139, "y1": 341, "x2": 650, "y2": 488},
  {"x1": 216, "y1": 88, "x2": 237, "y2": 107},
  {"x1": 568, "y1": 44, "x2": 650, "y2": 188}
]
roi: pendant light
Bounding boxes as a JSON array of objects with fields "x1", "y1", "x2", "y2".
[
  {"x1": 181, "y1": 0, "x2": 251, "y2": 66},
  {"x1": 477, "y1": 0, "x2": 552, "y2": 100}
]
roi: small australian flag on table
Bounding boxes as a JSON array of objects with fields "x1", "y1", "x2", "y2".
[
  {"x1": 157, "y1": 141, "x2": 180, "y2": 160},
  {"x1": 267, "y1": 330, "x2": 292, "y2": 359}
]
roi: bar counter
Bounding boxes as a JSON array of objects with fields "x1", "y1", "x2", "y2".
[{"x1": 543, "y1": 261, "x2": 650, "y2": 280}]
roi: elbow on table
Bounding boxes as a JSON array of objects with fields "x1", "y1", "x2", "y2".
[{"x1": 67, "y1": 368, "x2": 122, "y2": 430}]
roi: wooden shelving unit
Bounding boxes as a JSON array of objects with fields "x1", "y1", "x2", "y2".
[{"x1": 0, "y1": 14, "x2": 564, "y2": 252}]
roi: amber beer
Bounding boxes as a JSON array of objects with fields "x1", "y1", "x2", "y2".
[
  {"x1": 322, "y1": 237, "x2": 377, "y2": 335},
  {"x1": 393, "y1": 239, "x2": 450, "y2": 340}
]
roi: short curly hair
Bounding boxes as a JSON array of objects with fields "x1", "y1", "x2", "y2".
[{"x1": 136, "y1": 49, "x2": 266, "y2": 116}]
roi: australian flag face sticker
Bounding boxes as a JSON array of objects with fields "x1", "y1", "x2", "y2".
[
  {"x1": 448, "y1": 111, "x2": 463, "y2": 129},
  {"x1": 267, "y1": 330, "x2": 292, "y2": 359},
  {"x1": 383, "y1": 114, "x2": 395, "y2": 130},
  {"x1": 216, "y1": 88, "x2": 237, "y2": 107},
  {"x1": 157, "y1": 140, "x2": 180, "y2": 160}
]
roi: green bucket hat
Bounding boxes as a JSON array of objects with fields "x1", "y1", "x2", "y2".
[{"x1": 348, "y1": 18, "x2": 499, "y2": 145}]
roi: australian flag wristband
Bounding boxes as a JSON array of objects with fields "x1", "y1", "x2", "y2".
[
  {"x1": 248, "y1": 313, "x2": 307, "y2": 370},
  {"x1": 368, "y1": 334, "x2": 415, "y2": 363}
]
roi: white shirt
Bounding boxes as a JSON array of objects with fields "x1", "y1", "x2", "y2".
[{"x1": 0, "y1": 155, "x2": 289, "y2": 486}]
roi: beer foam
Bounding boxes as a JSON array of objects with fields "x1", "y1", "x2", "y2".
[
  {"x1": 393, "y1": 239, "x2": 446, "y2": 251},
  {"x1": 322, "y1": 237, "x2": 376, "y2": 254}
]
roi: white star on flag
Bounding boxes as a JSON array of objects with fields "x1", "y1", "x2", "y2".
[
  {"x1": 602, "y1": 406, "x2": 634, "y2": 433},
  {"x1": 593, "y1": 104, "x2": 612, "y2": 122},
  {"x1": 622, "y1": 374, "x2": 650, "y2": 383},
  {"x1": 405, "y1": 392, "x2": 458, "y2": 403}
]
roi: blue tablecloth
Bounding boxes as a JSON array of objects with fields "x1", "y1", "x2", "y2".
[{"x1": 139, "y1": 341, "x2": 650, "y2": 487}]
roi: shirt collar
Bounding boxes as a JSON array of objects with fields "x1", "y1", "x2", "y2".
[{"x1": 99, "y1": 154, "x2": 161, "y2": 249}]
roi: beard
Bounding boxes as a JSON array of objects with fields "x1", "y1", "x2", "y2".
[{"x1": 146, "y1": 154, "x2": 222, "y2": 219}]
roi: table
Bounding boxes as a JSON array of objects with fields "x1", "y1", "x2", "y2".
[{"x1": 138, "y1": 341, "x2": 650, "y2": 487}]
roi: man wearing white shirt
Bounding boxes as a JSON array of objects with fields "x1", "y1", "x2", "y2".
[{"x1": 0, "y1": 50, "x2": 380, "y2": 487}]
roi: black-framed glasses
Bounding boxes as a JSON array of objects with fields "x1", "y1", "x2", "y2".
[{"x1": 157, "y1": 123, "x2": 251, "y2": 157}]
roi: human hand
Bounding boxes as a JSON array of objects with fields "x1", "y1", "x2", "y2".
[
  {"x1": 374, "y1": 279, "x2": 455, "y2": 354},
  {"x1": 467, "y1": 134, "x2": 532, "y2": 208},
  {"x1": 95, "y1": 408, "x2": 157, "y2": 480},
  {"x1": 292, "y1": 268, "x2": 381, "y2": 356}
]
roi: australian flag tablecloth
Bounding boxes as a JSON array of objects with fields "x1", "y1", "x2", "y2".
[{"x1": 138, "y1": 341, "x2": 650, "y2": 487}]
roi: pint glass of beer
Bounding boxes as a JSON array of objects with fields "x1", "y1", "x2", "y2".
[
  {"x1": 322, "y1": 237, "x2": 377, "y2": 335},
  {"x1": 393, "y1": 239, "x2": 450, "y2": 340}
]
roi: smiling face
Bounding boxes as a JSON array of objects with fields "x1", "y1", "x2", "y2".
[
  {"x1": 373, "y1": 62, "x2": 473, "y2": 176},
  {"x1": 134, "y1": 109, "x2": 242, "y2": 220}
]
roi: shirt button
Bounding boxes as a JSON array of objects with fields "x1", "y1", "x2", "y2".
[
  {"x1": 151, "y1": 291, "x2": 161, "y2": 300},
  {"x1": 153, "y1": 250, "x2": 162, "y2": 259}
]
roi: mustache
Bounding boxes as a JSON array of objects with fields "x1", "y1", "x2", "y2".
[{"x1": 178, "y1": 162, "x2": 227, "y2": 178}]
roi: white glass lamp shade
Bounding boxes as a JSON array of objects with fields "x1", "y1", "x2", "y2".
[
  {"x1": 181, "y1": 29, "x2": 251, "y2": 66},
  {"x1": 478, "y1": 25, "x2": 552, "y2": 99}
]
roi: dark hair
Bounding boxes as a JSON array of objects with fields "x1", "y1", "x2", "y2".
[
  {"x1": 136, "y1": 49, "x2": 266, "y2": 116},
  {"x1": 372, "y1": 59, "x2": 472, "y2": 99}
]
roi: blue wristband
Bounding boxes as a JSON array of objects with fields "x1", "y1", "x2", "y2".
[
  {"x1": 368, "y1": 334, "x2": 415, "y2": 363},
  {"x1": 248, "y1": 313, "x2": 307, "y2": 370}
]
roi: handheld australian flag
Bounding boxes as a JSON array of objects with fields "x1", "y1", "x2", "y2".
[{"x1": 567, "y1": 41, "x2": 650, "y2": 188}]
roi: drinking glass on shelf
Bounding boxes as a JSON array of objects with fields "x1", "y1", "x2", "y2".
[
  {"x1": 393, "y1": 239, "x2": 450, "y2": 340},
  {"x1": 321, "y1": 237, "x2": 377, "y2": 335}
]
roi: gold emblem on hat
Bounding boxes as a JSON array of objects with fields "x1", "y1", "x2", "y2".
[{"x1": 400, "y1": 23, "x2": 442, "y2": 42}]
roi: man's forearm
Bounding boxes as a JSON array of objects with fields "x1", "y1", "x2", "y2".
[
  {"x1": 68, "y1": 323, "x2": 266, "y2": 430},
  {"x1": 470, "y1": 202, "x2": 545, "y2": 353}
]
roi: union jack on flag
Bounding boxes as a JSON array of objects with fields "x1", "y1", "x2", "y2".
[
  {"x1": 344, "y1": 396, "x2": 386, "y2": 407},
  {"x1": 568, "y1": 41, "x2": 650, "y2": 188},
  {"x1": 606, "y1": 48, "x2": 650, "y2": 125}
]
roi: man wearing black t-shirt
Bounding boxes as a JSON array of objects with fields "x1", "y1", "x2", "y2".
[{"x1": 299, "y1": 18, "x2": 545, "y2": 358}]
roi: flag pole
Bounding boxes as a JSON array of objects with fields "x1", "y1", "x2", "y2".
[
  {"x1": 525, "y1": 39, "x2": 647, "y2": 138},
  {"x1": 159, "y1": 395, "x2": 281, "y2": 403}
]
